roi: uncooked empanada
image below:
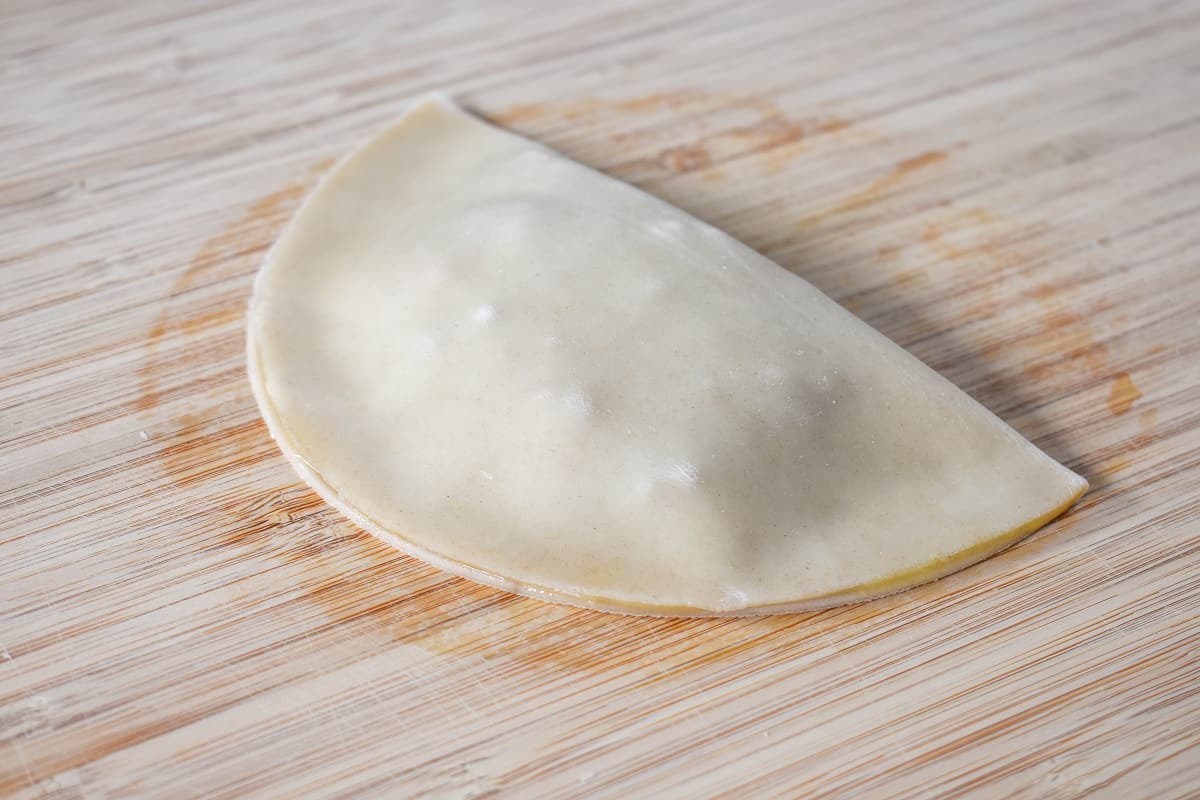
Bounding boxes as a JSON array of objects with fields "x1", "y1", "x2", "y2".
[{"x1": 247, "y1": 95, "x2": 1086, "y2": 615}]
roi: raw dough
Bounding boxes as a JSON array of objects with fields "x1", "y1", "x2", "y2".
[{"x1": 247, "y1": 95, "x2": 1087, "y2": 615}]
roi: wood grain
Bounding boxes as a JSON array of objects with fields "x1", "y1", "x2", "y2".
[{"x1": 3, "y1": 0, "x2": 1199, "y2": 797}]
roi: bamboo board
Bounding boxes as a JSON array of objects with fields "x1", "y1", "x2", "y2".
[{"x1": 2, "y1": 1, "x2": 1199, "y2": 797}]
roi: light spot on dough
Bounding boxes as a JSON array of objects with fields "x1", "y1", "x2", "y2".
[
  {"x1": 664, "y1": 461, "x2": 700, "y2": 488},
  {"x1": 633, "y1": 460, "x2": 701, "y2": 499},
  {"x1": 562, "y1": 389, "x2": 593, "y2": 418},
  {"x1": 759, "y1": 364, "x2": 785, "y2": 386},
  {"x1": 648, "y1": 219, "x2": 684, "y2": 240},
  {"x1": 408, "y1": 258, "x2": 448, "y2": 295},
  {"x1": 473, "y1": 304, "x2": 497, "y2": 325},
  {"x1": 486, "y1": 201, "x2": 535, "y2": 250},
  {"x1": 717, "y1": 586, "x2": 749, "y2": 611},
  {"x1": 413, "y1": 334, "x2": 439, "y2": 358}
]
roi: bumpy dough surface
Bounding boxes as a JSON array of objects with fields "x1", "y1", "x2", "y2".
[{"x1": 247, "y1": 95, "x2": 1087, "y2": 615}]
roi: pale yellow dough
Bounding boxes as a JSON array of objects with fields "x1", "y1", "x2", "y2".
[{"x1": 247, "y1": 95, "x2": 1087, "y2": 615}]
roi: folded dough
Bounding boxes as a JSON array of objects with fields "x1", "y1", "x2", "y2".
[{"x1": 247, "y1": 95, "x2": 1087, "y2": 615}]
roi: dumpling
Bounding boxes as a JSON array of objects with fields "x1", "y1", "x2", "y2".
[{"x1": 247, "y1": 95, "x2": 1086, "y2": 615}]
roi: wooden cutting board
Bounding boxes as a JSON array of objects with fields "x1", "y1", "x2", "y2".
[{"x1": 3, "y1": 1, "x2": 1199, "y2": 797}]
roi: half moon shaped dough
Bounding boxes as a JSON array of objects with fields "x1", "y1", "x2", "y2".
[{"x1": 248, "y1": 95, "x2": 1087, "y2": 615}]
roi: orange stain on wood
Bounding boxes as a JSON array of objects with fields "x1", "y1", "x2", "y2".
[
  {"x1": 215, "y1": 500, "x2": 832, "y2": 676},
  {"x1": 1099, "y1": 455, "x2": 1132, "y2": 478},
  {"x1": 137, "y1": 157, "x2": 334, "y2": 467},
  {"x1": 895, "y1": 268, "x2": 929, "y2": 287},
  {"x1": 807, "y1": 149, "x2": 950, "y2": 224},
  {"x1": 491, "y1": 91, "x2": 853, "y2": 180},
  {"x1": 487, "y1": 103, "x2": 550, "y2": 125},
  {"x1": 897, "y1": 150, "x2": 951, "y2": 173},
  {"x1": 1040, "y1": 309, "x2": 1086, "y2": 331},
  {"x1": 731, "y1": 115, "x2": 815, "y2": 174},
  {"x1": 920, "y1": 223, "x2": 966, "y2": 260},
  {"x1": 1108, "y1": 371, "x2": 1142, "y2": 415},
  {"x1": 489, "y1": 93, "x2": 707, "y2": 126},
  {"x1": 404, "y1": 592, "x2": 824, "y2": 675},
  {"x1": 908, "y1": 207, "x2": 1119, "y2": 394},
  {"x1": 1021, "y1": 307, "x2": 1109, "y2": 386},
  {"x1": 216, "y1": 482, "x2": 331, "y2": 552},
  {"x1": 156, "y1": 418, "x2": 275, "y2": 489},
  {"x1": 729, "y1": 115, "x2": 810, "y2": 148},
  {"x1": 178, "y1": 307, "x2": 241, "y2": 337},
  {"x1": 1027, "y1": 282, "x2": 1059, "y2": 302},
  {"x1": 661, "y1": 144, "x2": 712, "y2": 173},
  {"x1": 612, "y1": 91, "x2": 706, "y2": 113},
  {"x1": 965, "y1": 208, "x2": 997, "y2": 225},
  {"x1": 816, "y1": 117, "x2": 851, "y2": 135},
  {"x1": 861, "y1": 203, "x2": 1119, "y2": 410}
]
